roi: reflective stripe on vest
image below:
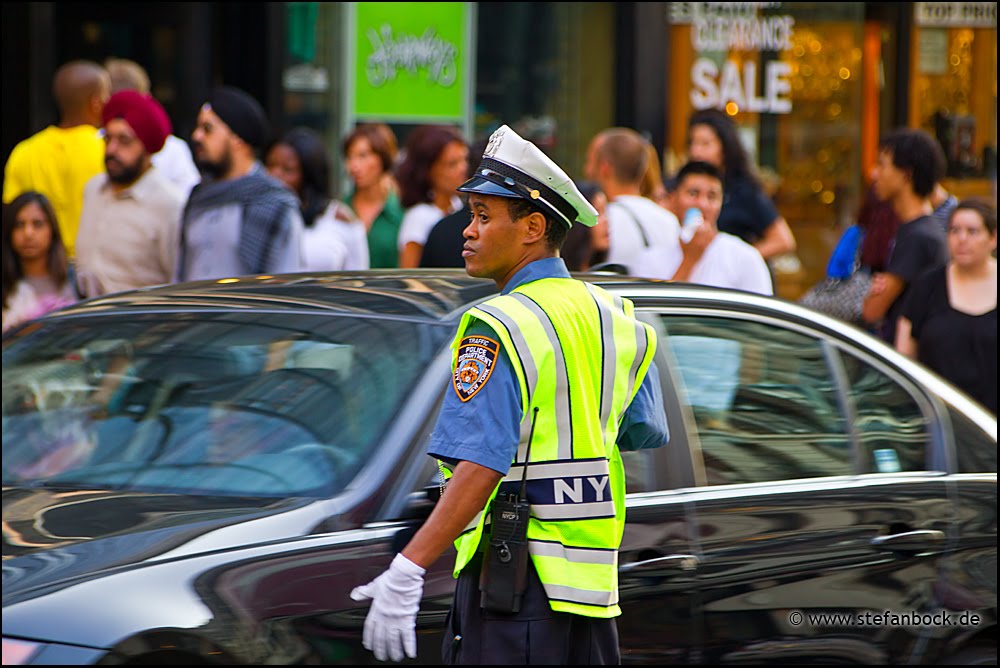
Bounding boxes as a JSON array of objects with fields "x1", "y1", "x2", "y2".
[{"x1": 448, "y1": 277, "x2": 656, "y2": 617}]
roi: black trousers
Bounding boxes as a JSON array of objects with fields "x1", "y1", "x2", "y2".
[{"x1": 441, "y1": 551, "x2": 621, "y2": 665}]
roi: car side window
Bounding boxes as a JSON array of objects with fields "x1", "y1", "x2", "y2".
[
  {"x1": 838, "y1": 351, "x2": 932, "y2": 472},
  {"x1": 659, "y1": 315, "x2": 852, "y2": 485},
  {"x1": 947, "y1": 404, "x2": 997, "y2": 474}
]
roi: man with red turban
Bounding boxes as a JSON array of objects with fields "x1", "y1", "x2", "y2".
[{"x1": 75, "y1": 90, "x2": 187, "y2": 297}]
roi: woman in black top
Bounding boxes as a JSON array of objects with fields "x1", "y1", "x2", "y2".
[
  {"x1": 686, "y1": 109, "x2": 796, "y2": 261},
  {"x1": 897, "y1": 199, "x2": 997, "y2": 414}
]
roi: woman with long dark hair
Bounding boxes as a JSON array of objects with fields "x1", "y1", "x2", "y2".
[
  {"x1": 2, "y1": 191, "x2": 78, "y2": 332},
  {"x1": 686, "y1": 109, "x2": 796, "y2": 261},
  {"x1": 395, "y1": 125, "x2": 468, "y2": 268},
  {"x1": 266, "y1": 127, "x2": 369, "y2": 271}
]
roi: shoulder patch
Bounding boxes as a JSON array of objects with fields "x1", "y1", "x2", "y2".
[{"x1": 453, "y1": 335, "x2": 500, "y2": 402}]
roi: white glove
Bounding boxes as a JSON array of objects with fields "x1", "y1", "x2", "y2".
[{"x1": 350, "y1": 553, "x2": 427, "y2": 662}]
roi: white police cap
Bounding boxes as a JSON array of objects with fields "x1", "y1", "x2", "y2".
[{"x1": 458, "y1": 125, "x2": 598, "y2": 228}]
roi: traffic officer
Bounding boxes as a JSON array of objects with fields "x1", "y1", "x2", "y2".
[{"x1": 351, "y1": 125, "x2": 670, "y2": 665}]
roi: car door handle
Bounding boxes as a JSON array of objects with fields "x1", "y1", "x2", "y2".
[
  {"x1": 870, "y1": 530, "x2": 946, "y2": 552},
  {"x1": 619, "y1": 554, "x2": 700, "y2": 575}
]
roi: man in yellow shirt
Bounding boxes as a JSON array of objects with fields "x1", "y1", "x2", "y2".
[{"x1": 3, "y1": 60, "x2": 111, "y2": 257}]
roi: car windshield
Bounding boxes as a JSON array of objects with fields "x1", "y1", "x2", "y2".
[{"x1": 2, "y1": 312, "x2": 449, "y2": 497}]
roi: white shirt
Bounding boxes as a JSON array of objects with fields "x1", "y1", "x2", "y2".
[
  {"x1": 397, "y1": 197, "x2": 462, "y2": 250},
  {"x1": 302, "y1": 202, "x2": 371, "y2": 272},
  {"x1": 178, "y1": 202, "x2": 305, "y2": 281},
  {"x1": 76, "y1": 167, "x2": 185, "y2": 296},
  {"x1": 605, "y1": 195, "x2": 680, "y2": 275},
  {"x1": 152, "y1": 135, "x2": 201, "y2": 199},
  {"x1": 1, "y1": 277, "x2": 77, "y2": 333},
  {"x1": 635, "y1": 231, "x2": 773, "y2": 296}
]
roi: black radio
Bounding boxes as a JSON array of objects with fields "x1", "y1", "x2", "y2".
[{"x1": 479, "y1": 408, "x2": 538, "y2": 614}]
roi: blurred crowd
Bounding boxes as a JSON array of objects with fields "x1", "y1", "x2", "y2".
[{"x1": 2, "y1": 58, "x2": 995, "y2": 414}]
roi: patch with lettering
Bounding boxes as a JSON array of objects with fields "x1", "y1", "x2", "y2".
[{"x1": 453, "y1": 335, "x2": 500, "y2": 402}]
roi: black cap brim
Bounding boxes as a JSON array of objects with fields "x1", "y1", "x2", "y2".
[{"x1": 457, "y1": 175, "x2": 523, "y2": 199}]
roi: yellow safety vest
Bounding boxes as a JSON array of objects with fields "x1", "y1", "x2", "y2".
[{"x1": 446, "y1": 276, "x2": 656, "y2": 617}]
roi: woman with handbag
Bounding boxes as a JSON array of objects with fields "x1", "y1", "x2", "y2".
[{"x1": 798, "y1": 185, "x2": 898, "y2": 327}]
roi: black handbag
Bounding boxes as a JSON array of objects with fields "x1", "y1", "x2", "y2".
[
  {"x1": 799, "y1": 225, "x2": 871, "y2": 326},
  {"x1": 799, "y1": 269, "x2": 872, "y2": 325}
]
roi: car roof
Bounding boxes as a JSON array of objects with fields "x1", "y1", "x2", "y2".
[{"x1": 46, "y1": 269, "x2": 724, "y2": 322}]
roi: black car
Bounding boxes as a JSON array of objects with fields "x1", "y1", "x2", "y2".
[{"x1": 2, "y1": 270, "x2": 996, "y2": 665}]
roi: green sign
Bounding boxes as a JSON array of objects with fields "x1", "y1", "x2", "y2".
[{"x1": 350, "y1": 2, "x2": 472, "y2": 122}]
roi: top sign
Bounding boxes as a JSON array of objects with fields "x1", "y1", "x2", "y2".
[
  {"x1": 670, "y1": 2, "x2": 784, "y2": 25},
  {"x1": 915, "y1": 2, "x2": 996, "y2": 27}
]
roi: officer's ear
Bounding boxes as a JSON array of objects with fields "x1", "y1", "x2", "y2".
[{"x1": 521, "y1": 210, "x2": 548, "y2": 244}]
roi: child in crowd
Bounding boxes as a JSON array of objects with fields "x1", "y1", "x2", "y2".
[{"x1": 2, "y1": 191, "x2": 78, "y2": 333}]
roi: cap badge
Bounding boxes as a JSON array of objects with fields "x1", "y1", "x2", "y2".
[{"x1": 484, "y1": 128, "x2": 505, "y2": 157}]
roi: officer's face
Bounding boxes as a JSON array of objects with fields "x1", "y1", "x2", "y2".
[{"x1": 463, "y1": 194, "x2": 532, "y2": 285}]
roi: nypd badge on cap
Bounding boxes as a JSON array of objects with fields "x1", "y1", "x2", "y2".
[{"x1": 458, "y1": 125, "x2": 598, "y2": 228}]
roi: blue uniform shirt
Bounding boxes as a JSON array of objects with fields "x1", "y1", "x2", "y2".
[{"x1": 428, "y1": 257, "x2": 669, "y2": 474}]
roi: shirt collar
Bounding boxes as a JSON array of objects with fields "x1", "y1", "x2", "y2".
[{"x1": 502, "y1": 257, "x2": 570, "y2": 295}]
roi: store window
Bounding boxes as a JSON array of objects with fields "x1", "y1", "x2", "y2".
[
  {"x1": 911, "y1": 2, "x2": 997, "y2": 201},
  {"x1": 280, "y1": 2, "x2": 619, "y2": 200},
  {"x1": 473, "y1": 2, "x2": 616, "y2": 179},
  {"x1": 281, "y1": 2, "x2": 344, "y2": 188},
  {"x1": 666, "y1": 3, "x2": 866, "y2": 298}
]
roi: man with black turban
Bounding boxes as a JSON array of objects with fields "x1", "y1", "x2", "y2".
[{"x1": 176, "y1": 86, "x2": 304, "y2": 281}]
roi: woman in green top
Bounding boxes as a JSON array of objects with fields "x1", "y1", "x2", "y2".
[{"x1": 342, "y1": 123, "x2": 405, "y2": 268}]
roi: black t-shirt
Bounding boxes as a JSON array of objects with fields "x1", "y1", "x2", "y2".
[
  {"x1": 420, "y1": 205, "x2": 470, "y2": 268},
  {"x1": 901, "y1": 265, "x2": 997, "y2": 414},
  {"x1": 881, "y1": 214, "x2": 948, "y2": 344},
  {"x1": 717, "y1": 174, "x2": 779, "y2": 244}
]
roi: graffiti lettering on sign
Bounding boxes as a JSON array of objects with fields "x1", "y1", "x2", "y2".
[{"x1": 365, "y1": 25, "x2": 458, "y2": 88}]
